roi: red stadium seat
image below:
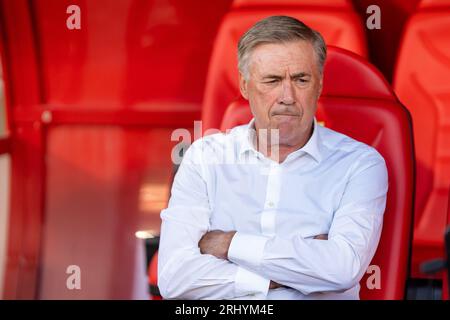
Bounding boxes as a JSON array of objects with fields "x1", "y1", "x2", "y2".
[
  {"x1": 444, "y1": 192, "x2": 450, "y2": 300},
  {"x1": 220, "y1": 47, "x2": 415, "y2": 300},
  {"x1": 418, "y1": 0, "x2": 450, "y2": 9},
  {"x1": 393, "y1": 0, "x2": 450, "y2": 279},
  {"x1": 231, "y1": 0, "x2": 352, "y2": 9},
  {"x1": 201, "y1": 0, "x2": 368, "y2": 132},
  {"x1": 148, "y1": 252, "x2": 162, "y2": 300}
]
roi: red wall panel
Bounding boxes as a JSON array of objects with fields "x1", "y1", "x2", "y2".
[
  {"x1": 32, "y1": 0, "x2": 231, "y2": 108},
  {"x1": 40, "y1": 126, "x2": 177, "y2": 298}
]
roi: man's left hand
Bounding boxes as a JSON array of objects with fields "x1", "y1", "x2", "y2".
[{"x1": 199, "y1": 230, "x2": 236, "y2": 260}]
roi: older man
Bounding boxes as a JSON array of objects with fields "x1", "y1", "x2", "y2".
[{"x1": 158, "y1": 16, "x2": 388, "y2": 299}]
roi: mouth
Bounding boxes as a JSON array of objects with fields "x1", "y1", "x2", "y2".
[
  {"x1": 270, "y1": 107, "x2": 302, "y2": 121},
  {"x1": 271, "y1": 113, "x2": 300, "y2": 118},
  {"x1": 270, "y1": 114, "x2": 300, "y2": 125}
]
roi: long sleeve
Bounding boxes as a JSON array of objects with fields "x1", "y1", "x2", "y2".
[
  {"x1": 228, "y1": 151, "x2": 388, "y2": 295},
  {"x1": 158, "y1": 142, "x2": 270, "y2": 299}
]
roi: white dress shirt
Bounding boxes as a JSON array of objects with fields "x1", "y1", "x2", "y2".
[{"x1": 158, "y1": 118, "x2": 388, "y2": 300}]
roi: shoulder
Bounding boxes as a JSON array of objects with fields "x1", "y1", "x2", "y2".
[{"x1": 319, "y1": 125, "x2": 386, "y2": 171}]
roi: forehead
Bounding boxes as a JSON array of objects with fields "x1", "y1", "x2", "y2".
[{"x1": 249, "y1": 40, "x2": 318, "y2": 76}]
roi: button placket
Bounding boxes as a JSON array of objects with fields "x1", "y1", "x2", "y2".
[{"x1": 261, "y1": 164, "x2": 281, "y2": 236}]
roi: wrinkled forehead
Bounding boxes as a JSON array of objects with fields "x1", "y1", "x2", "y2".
[{"x1": 248, "y1": 40, "x2": 320, "y2": 77}]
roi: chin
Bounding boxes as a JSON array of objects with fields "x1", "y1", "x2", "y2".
[
  {"x1": 277, "y1": 122, "x2": 300, "y2": 134},
  {"x1": 275, "y1": 130, "x2": 298, "y2": 145}
]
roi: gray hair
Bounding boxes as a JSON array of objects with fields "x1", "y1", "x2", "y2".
[{"x1": 237, "y1": 16, "x2": 327, "y2": 79}]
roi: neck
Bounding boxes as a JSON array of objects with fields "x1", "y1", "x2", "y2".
[{"x1": 256, "y1": 123, "x2": 314, "y2": 163}]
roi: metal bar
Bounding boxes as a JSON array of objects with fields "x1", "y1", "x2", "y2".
[{"x1": 13, "y1": 108, "x2": 201, "y2": 128}]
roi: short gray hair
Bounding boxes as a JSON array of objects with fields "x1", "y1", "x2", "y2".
[{"x1": 237, "y1": 16, "x2": 327, "y2": 79}]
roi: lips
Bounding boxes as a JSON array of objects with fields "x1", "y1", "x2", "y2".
[
  {"x1": 271, "y1": 108, "x2": 301, "y2": 117},
  {"x1": 272, "y1": 113, "x2": 299, "y2": 117}
]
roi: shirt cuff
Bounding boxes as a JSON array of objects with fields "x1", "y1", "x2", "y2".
[
  {"x1": 234, "y1": 266, "x2": 270, "y2": 298},
  {"x1": 228, "y1": 232, "x2": 269, "y2": 270}
]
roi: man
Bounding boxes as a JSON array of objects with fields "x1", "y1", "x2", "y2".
[{"x1": 158, "y1": 16, "x2": 388, "y2": 299}]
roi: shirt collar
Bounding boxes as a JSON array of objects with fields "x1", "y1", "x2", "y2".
[
  {"x1": 239, "y1": 118, "x2": 257, "y2": 157},
  {"x1": 239, "y1": 117, "x2": 323, "y2": 163}
]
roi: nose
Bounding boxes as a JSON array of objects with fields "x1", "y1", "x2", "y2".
[{"x1": 278, "y1": 79, "x2": 295, "y2": 105}]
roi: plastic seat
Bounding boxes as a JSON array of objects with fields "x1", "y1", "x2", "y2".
[
  {"x1": 444, "y1": 193, "x2": 450, "y2": 300},
  {"x1": 220, "y1": 47, "x2": 415, "y2": 300},
  {"x1": 148, "y1": 252, "x2": 162, "y2": 300},
  {"x1": 232, "y1": 0, "x2": 353, "y2": 9},
  {"x1": 202, "y1": 0, "x2": 368, "y2": 132},
  {"x1": 393, "y1": 0, "x2": 450, "y2": 278}
]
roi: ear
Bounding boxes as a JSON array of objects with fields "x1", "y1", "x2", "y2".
[
  {"x1": 317, "y1": 75, "x2": 324, "y2": 99},
  {"x1": 239, "y1": 72, "x2": 249, "y2": 100}
]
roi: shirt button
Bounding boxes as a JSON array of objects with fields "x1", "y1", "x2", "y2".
[{"x1": 268, "y1": 201, "x2": 274, "y2": 208}]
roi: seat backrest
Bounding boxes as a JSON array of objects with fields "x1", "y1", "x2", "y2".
[
  {"x1": 232, "y1": 0, "x2": 352, "y2": 9},
  {"x1": 201, "y1": 0, "x2": 367, "y2": 132},
  {"x1": 148, "y1": 251, "x2": 162, "y2": 300},
  {"x1": 221, "y1": 47, "x2": 415, "y2": 300},
  {"x1": 393, "y1": 0, "x2": 450, "y2": 277},
  {"x1": 444, "y1": 193, "x2": 450, "y2": 300},
  {"x1": 418, "y1": 0, "x2": 450, "y2": 9}
]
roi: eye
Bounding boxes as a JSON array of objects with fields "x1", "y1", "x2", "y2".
[
  {"x1": 295, "y1": 78, "x2": 308, "y2": 84},
  {"x1": 264, "y1": 79, "x2": 279, "y2": 84}
]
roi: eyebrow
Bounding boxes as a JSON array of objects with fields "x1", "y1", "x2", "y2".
[
  {"x1": 291, "y1": 72, "x2": 311, "y2": 78},
  {"x1": 261, "y1": 72, "x2": 311, "y2": 80}
]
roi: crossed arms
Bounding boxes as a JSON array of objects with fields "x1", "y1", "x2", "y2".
[{"x1": 157, "y1": 144, "x2": 388, "y2": 299}]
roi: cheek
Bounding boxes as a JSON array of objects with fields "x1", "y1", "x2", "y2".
[
  {"x1": 298, "y1": 88, "x2": 319, "y2": 109},
  {"x1": 251, "y1": 89, "x2": 277, "y2": 115}
]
